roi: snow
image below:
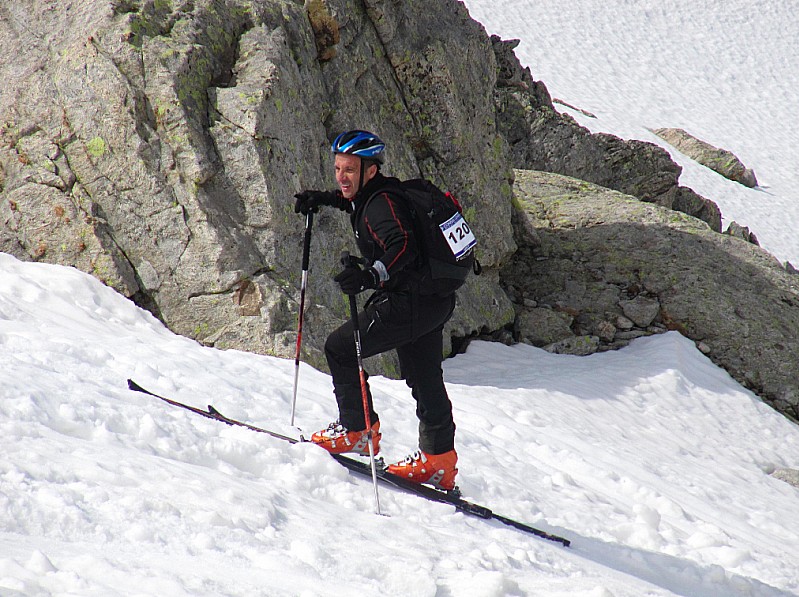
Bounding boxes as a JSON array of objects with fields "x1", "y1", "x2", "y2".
[
  {"x1": 463, "y1": 0, "x2": 799, "y2": 267},
  {"x1": 2, "y1": 1, "x2": 799, "y2": 596}
]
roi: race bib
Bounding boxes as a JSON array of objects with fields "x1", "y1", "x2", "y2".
[{"x1": 440, "y1": 212, "x2": 477, "y2": 260}]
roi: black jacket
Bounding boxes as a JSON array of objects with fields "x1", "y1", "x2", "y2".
[{"x1": 350, "y1": 173, "x2": 421, "y2": 292}]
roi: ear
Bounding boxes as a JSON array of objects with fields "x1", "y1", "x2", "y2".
[{"x1": 365, "y1": 162, "x2": 379, "y2": 180}]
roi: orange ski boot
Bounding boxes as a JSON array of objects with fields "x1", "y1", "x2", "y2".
[
  {"x1": 310, "y1": 421, "x2": 381, "y2": 456},
  {"x1": 387, "y1": 449, "x2": 458, "y2": 490}
]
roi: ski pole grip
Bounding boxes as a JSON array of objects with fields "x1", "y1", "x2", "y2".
[
  {"x1": 301, "y1": 211, "x2": 314, "y2": 271},
  {"x1": 340, "y1": 251, "x2": 365, "y2": 269}
]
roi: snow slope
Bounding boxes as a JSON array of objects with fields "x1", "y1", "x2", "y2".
[
  {"x1": 2, "y1": 253, "x2": 799, "y2": 596},
  {"x1": 463, "y1": 0, "x2": 799, "y2": 266}
]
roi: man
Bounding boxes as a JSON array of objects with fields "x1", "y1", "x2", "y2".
[{"x1": 294, "y1": 130, "x2": 459, "y2": 491}]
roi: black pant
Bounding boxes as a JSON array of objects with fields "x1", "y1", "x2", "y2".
[{"x1": 324, "y1": 290, "x2": 457, "y2": 454}]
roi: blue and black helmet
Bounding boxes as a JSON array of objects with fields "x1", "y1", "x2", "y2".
[{"x1": 331, "y1": 130, "x2": 385, "y2": 163}]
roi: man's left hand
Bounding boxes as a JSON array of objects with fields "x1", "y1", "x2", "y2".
[
  {"x1": 334, "y1": 266, "x2": 380, "y2": 295},
  {"x1": 294, "y1": 190, "x2": 348, "y2": 215}
]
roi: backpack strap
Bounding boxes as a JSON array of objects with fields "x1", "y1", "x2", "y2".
[{"x1": 364, "y1": 184, "x2": 428, "y2": 268}]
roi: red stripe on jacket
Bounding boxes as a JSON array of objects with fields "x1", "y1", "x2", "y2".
[{"x1": 364, "y1": 192, "x2": 412, "y2": 274}]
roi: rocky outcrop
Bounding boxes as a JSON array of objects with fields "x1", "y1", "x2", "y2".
[
  {"x1": 724, "y1": 221, "x2": 760, "y2": 246},
  {"x1": 1, "y1": 0, "x2": 796, "y2": 428},
  {"x1": 489, "y1": 36, "x2": 723, "y2": 232},
  {"x1": 772, "y1": 468, "x2": 799, "y2": 490},
  {"x1": 0, "y1": 0, "x2": 515, "y2": 373},
  {"x1": 673, "y1": 186, "x2": 722, "y2": 233},
  {"x1": 652, "y1": 127, "x2": 758, "y2": 188},
  {"x1": 505, "y1": 170, "x2": 799, "y2": 421}
]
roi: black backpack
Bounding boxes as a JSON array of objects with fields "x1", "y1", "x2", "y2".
[{"x1": 367, "y1": 179, "x2": 480, "y2": 296}]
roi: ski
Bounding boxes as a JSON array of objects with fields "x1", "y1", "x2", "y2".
[
  {"x1": 127, "y1": 379, "x2": 570, "y2": 547},
  {"x1": 127, "y1": 379, "x2": 301, "y2": 444}
]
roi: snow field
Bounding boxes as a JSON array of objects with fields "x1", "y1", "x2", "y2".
[{"x1": 4, "y1": 252, "x2": 799, "y2": 595}]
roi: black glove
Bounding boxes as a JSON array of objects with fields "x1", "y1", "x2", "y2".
[
  {"x1": 334, "y1": 266, "x2": 380, "y2": 295},
  {"x1": 294, "y1": 190, "x2": 348, "y2": 215}
]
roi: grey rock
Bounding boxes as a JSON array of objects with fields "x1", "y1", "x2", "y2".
[
  {"x1": 614, "y1": 330, "x2": 648, "y2": 341},
  {"x1": 0, "y1": 0, "x2": 515, "y2": 376},
  {"x1": 544, "y1": 335, "x2": 600, "y2": 356},
  {"x1": 696, "y1": 341, "x2": 712, "y2": 355},
  {"x1": 725, "y1": 221, "x2": 760, "y2": 246},
  {"x1": 595, "y1": 320, "x2": 617, "y2": 342},
  {"x1": 620, "y1": 295, "x2": 661, "y2": 328},
  {"x1": 772, "y1": 468, "x2": 799, "y2": 489},
  {"x1": 523, "y1": 297, "x2": 538, "y2": 308},
  {"x1": 507, "y1": 169, "x2": 799, "y2": 421},
  {"x1": 653, "y1": 127, "x2": 758, "y2": 188},
  {"x1": 673, "y1": 186, "x2": 722, "y2": 232},
  {"x1": 517, "y1": 307, "x2": 574, "y2": 347}
]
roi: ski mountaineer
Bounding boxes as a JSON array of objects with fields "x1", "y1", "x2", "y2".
[{"x1": 293, "y1": 130, "x2": 459, "y2": 491}]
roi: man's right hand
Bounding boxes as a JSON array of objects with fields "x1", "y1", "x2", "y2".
[{"x1": 294, "y1": 190, "x2": 348, "y2": 215}]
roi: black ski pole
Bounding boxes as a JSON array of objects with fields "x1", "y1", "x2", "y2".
[
  {"x1": 290, "y1": 210, "x2": 314, "y2": 427},
  {"x1": 342, "y1": 252, "x2": 382, "y2": 515}
]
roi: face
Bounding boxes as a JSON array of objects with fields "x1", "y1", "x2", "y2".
[{"x1": 335, "y1": 153, "x2": 377, "y2": 200}]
